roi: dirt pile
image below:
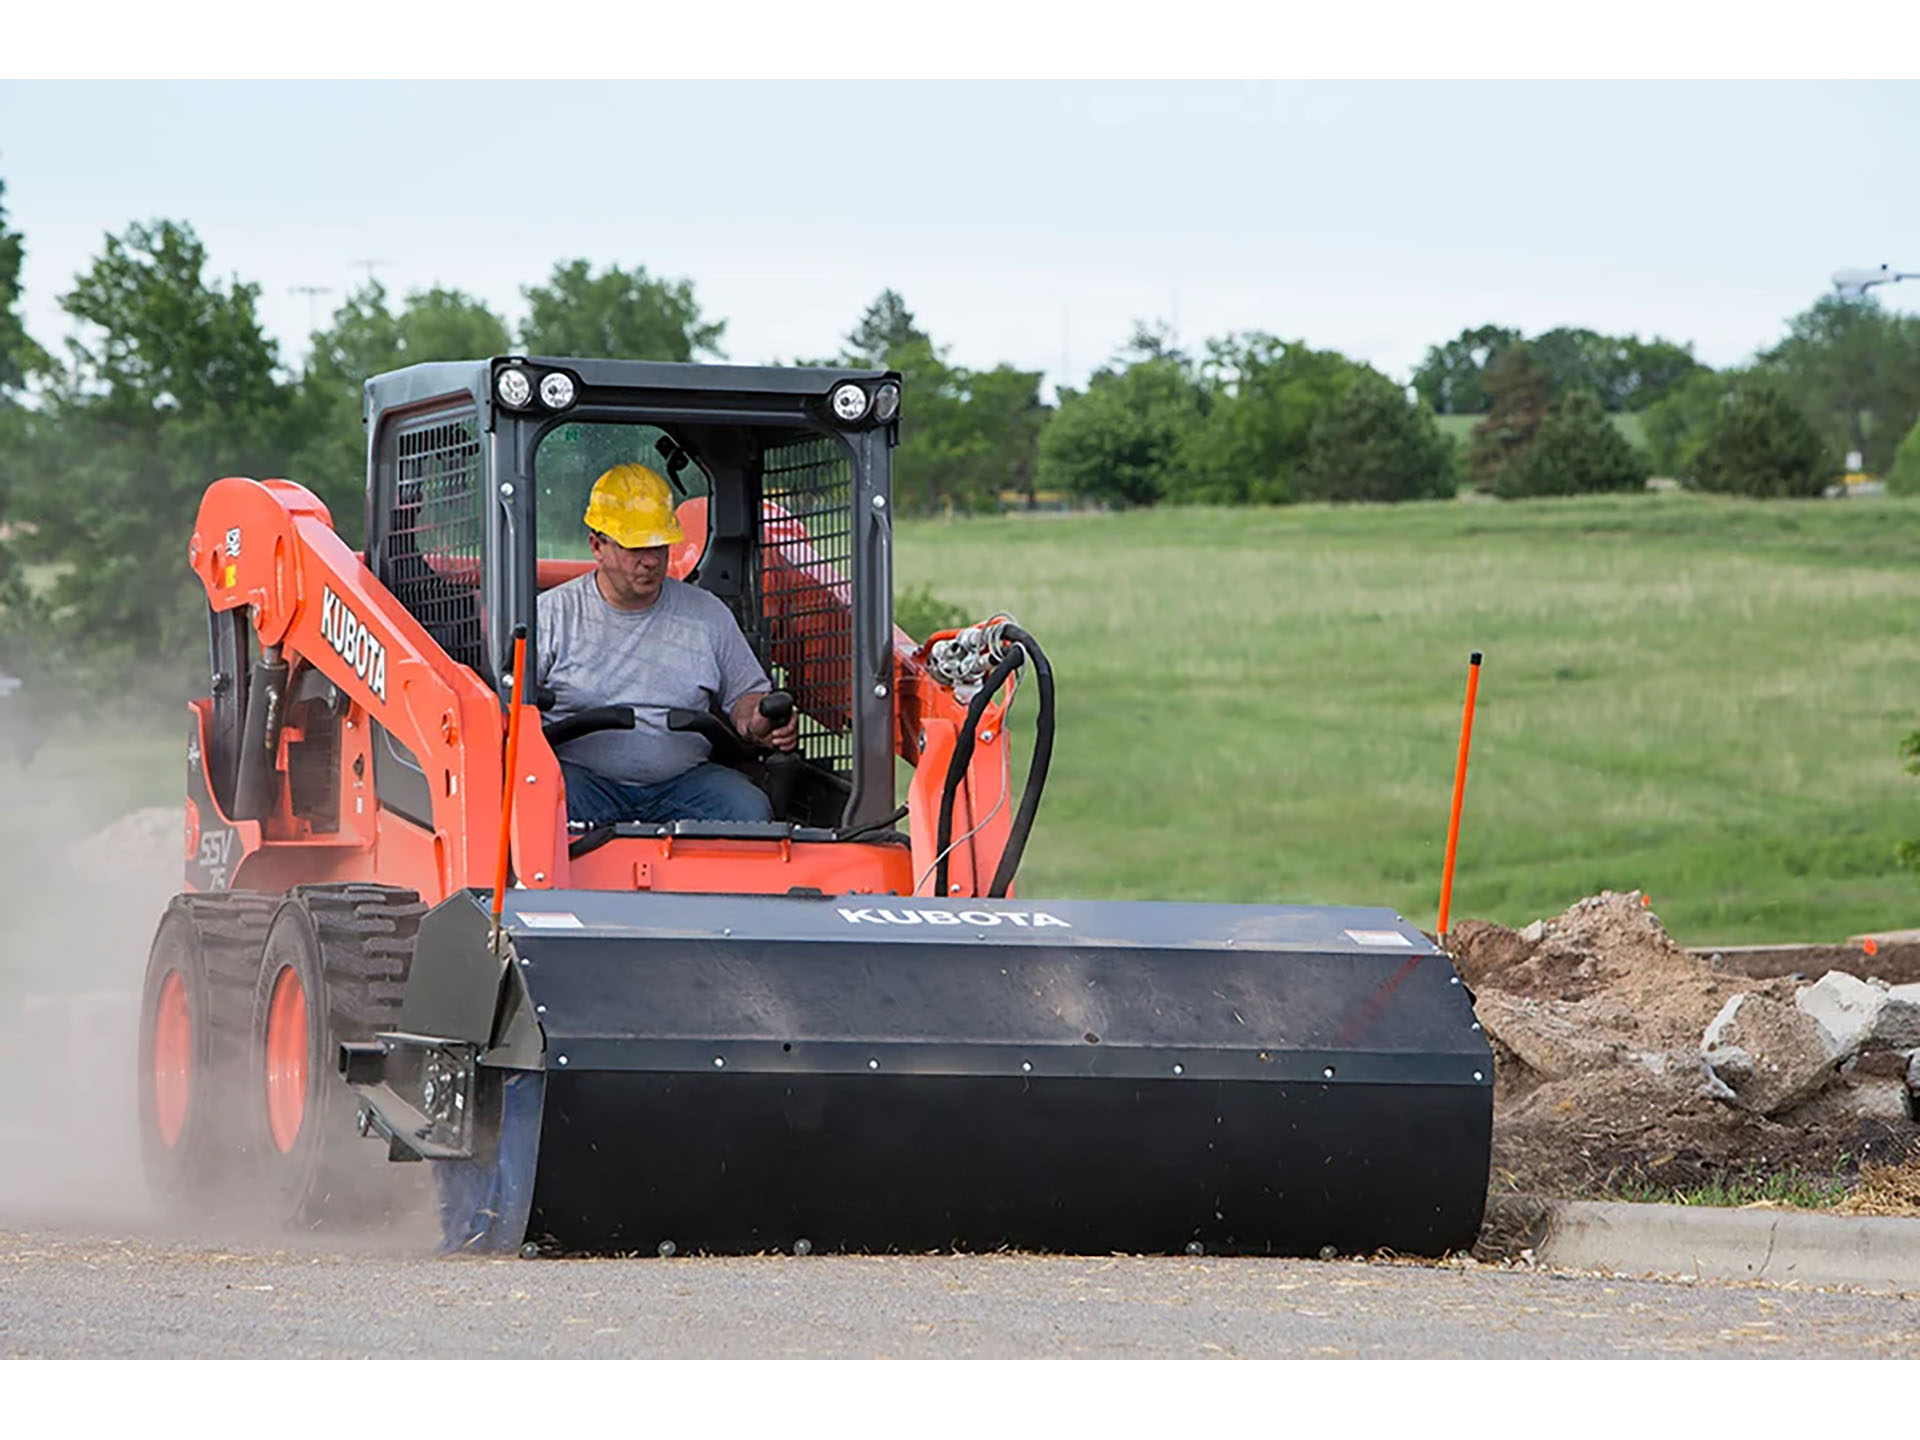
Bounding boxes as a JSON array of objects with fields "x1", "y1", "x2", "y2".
[{"x1": 1451, "y1": 891, "x2": 1920, "y2": 1196}]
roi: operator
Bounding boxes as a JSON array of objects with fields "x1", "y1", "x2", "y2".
[{"x1": 537, "y1": 463, "x2": 799, "y2": 824}]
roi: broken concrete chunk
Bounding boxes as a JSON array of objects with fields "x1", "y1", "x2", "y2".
[
  {"x1": 1872, "y1": 983, "x2": 1920, "y2": 1051},
  {"x1": 1702, "y1": 993, "x2": 1838, "y2": 1115},
  {"x1": 1782, "y1": 1075, "x2": 1913, "y2": 1128},
  {"x1": 1518, "y1": 919, "x2": 1547, "y2": 945},
  {"x1": 1794, "y1": 971, "x2": 1887, "y2": 1061},
  {"x1": 1472, "y1": 992, "x2": 1621, "y2": 1079}
]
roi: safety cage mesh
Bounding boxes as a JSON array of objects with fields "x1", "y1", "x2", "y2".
[
  {"x1": 750, "y1": 434, "x2": 856, "y2": 781},
  {"x1": 384, "y1": 410, "x2": 486, "y2": 674}
]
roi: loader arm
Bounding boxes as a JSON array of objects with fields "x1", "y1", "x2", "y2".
[{"x1": 188, "y1": 476, "x2": 508, "y2": 904}]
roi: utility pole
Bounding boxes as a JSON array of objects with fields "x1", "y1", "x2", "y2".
[
  {"x1": 349, "y1": 259, "x2": 393, "y2": 289},
  {"x1": 289, "y1": 284, "x2": 334, "y2": 333}
]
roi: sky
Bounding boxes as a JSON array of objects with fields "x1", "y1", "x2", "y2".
[{"x1": 2, "y1": 80, "x2": 1918, "y2": 395}]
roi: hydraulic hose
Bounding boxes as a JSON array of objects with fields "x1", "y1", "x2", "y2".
[
  {"x1": 987, "y1": 624, "x2": 1054, "y2": 899},
  {"x1": 932, "y1": 647, "x2": 1025, "y2": 899}
]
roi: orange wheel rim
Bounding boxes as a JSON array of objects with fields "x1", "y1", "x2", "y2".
[
  {"x1": 152, "y1": 970, "x2": 191, "y2": 1149},
  {"x1": 264, "y1": 965, "x2": 309, "y2": 1154}
]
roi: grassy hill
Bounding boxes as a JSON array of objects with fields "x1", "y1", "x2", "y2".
[{"x1": 895, "y1": 493, "x2": 1920, "y2": 944}]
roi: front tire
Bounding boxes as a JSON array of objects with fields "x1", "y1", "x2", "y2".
[{"x1": 247, "y1": 884, "x2": 424, "y2": 1230}]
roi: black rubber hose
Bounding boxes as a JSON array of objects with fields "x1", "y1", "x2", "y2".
[
  {"x1": 988, "y1": 626, "x2": 1054, "y2": 899},
  {"x1": 932, "y1": 647, "x2": 1025, "y2": 899}
]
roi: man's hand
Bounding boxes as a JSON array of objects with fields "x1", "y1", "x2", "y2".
[{"x1": 734, "y1": 692, "x2": 800, "y2": 752}]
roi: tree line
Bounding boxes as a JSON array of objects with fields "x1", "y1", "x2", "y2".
[{"x1": 2, "y1": 179, "x2": 1919, "y2": 697}]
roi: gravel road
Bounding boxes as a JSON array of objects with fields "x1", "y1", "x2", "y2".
[{"x1": 4, "y1": 1225, "x2": 1919, "y2": 1358}]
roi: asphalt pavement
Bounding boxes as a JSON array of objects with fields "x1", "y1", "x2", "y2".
[{"x1": 4, "y1": 1224, "x2": 1919, "y2": 1358}]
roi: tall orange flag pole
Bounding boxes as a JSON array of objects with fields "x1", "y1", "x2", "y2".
[
  {"x1": 491, "y1": 623, "x2": 530, "y2": 957},
  {"x1": 1436, "y1": 650, "x2": 1483, "y2": 939}
]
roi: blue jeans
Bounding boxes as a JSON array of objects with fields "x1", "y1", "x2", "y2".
[{"x1": 559, "y1": 760, "x2": 773, "y2": 825}]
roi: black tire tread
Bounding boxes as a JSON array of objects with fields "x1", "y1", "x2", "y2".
[{"x1": 288, "y1": 883, "x2": 425, "y2": 1039}]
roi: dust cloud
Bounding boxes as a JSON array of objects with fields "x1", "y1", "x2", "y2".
[{"x1": 0, "y1": 743, "x2": 179, "y2": 1231}]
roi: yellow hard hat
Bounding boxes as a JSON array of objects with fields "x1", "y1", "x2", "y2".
[{"x1": 583, "y1": 464, "x2": 686, "y2": 550}]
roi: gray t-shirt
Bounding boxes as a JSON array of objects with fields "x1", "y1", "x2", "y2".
[{"x1": 537, "y1": 574, "x2": 771, "y2": 786}]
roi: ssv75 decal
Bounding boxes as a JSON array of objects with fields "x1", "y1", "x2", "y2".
[{"x1": 321, "y1": 587, "x2": 388, "y2": 702}]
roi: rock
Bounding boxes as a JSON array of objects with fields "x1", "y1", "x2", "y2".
[
  {"x1": 1781, "y1": 1076, "x2": 1913, "y2": 1128},
  {"x1": 1909, "y1": 1050, "x2": 1920, "y2": 1100},
  {"x1": 1702, "y1": 993, "x2": 1838, "y2": 1116},
  {"x1": 1473, "y1": 992, "x2": 1621, "y2": 1079},
  {"x1": 1874, "y1": 984, "x2": 1920, "y2": 1050},
  {"x1": 1851, "y1": 1049, "x2": 1911, "y2": 1079},
  {"x1": 1519, "y1": 920, "x2": 1547, "y2": 946},
  {"x1": 1795, "y1": 971, "x2": 1887, "y2": 1060}
]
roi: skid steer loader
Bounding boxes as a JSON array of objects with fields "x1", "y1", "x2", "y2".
[{"x1": 141, "y1": 355, "x2": 1493, "y2": 1257}]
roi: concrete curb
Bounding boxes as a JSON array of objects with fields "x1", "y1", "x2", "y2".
[{"x1": 1526, "y1": 1200, "x2": 1920, "y2": 1293}]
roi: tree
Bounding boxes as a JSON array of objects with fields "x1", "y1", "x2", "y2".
[
  {"x1": 1411, "y1": 325, "x2": 1519, "y2": 414},
  {"x1": 520, "y1": 259, "x2": 724, "y2": 362},
  {"x1": 1492, "y1": 390, "x2": 1649, "y2": 499},
  {"x1": 0, "y1": 177, "x2": 52, "y2": 607},
  {"x1": 290, "y1": 281, "x2": 510, "y2": 534},
  {"x1": 1642, "y1": 367, "x2": 1742, "y2": 479},
  {"x1": 844, "y1": 289, "x2": 926, "y2": 366},
  {"x1": 1759, "y1": 296, "x2": 1920, "y2": 474},
  {"x1": 1038, "y1": 328, "x2": 1206, "y2": 508},
  {"x1": 14, "y1": 221, "x2": 295, "y2": 676},
  {"x1": 1689, "y1": 380, "x2": 1828, "y2": 498},
  {"x1": 0, "y1": 178, "x2": 49, "y2": 402},
  {"x1": 1468, "y1": 343, "x2": 1554, "y2": 486},
  {"x1": 1178, "y1": 334, "x2": 1370, "y2": 504},
  {"x1": 1889, "y1": 415, "x2": 1920, "y2": 498},
  {"x1": 1299, "y1": 375, "x2": 1456, "y2": 503}
]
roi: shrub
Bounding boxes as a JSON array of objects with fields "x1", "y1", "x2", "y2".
[
  {"x1": 1491, "y1": 391, "x2": 1649, "y2": 499},
  {"x1": 1298, "y1": 377, "x2": 1456, "y2": 503},
  {"x1": 1690, "y1": 381, "x2": 1828, "y2": 498},
  {"x1": 894, "y1": 584, "x2": 971, "y2": 641},
  {"x1": 1888, "y1": 416, "x2": 1920, "y2": 497}
]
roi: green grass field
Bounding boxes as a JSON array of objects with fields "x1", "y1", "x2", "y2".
[{"x1": 895, "y1": 493, "x2": 1920, "y2": 945}]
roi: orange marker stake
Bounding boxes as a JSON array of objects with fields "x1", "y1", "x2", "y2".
[
  {"x1": 1436, "y1": 650, "x2": 1483, "y2": 939},
  {"x1": 491, "y1": 624, "x2": 530, "y2": 956}
]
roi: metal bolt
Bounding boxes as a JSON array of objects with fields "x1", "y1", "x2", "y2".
[
  {"x1": 713, "y1": 1056, "x2": 725, "y2": 1069},
  {"x1": 793, "y1": 1238, "x2": 813, "y2": 1256},
  {"x1": 1172, "y1": 1063, "x2": 1185, "y2": 1076},
  {"x1": 658, "y1": 1241, "x2": 676, "y2": 1258},
  {"x1": 1323, "y1": 1066, "x2": 1336, "y2": 1079},
  {"x1": 532, "y1": 871, "x2": 545, "y2": 883},
  {"x1": 525, "y1": 774, "x2": 537, "y2": 784},
  {"x1": 1473, "y1": 1071, "x2": 1485, "y2": 1082},
  {"x1": 557, "y1": 1055, "x2": 569, "y2": 1066},
  {"x1": 867, "y1": 1057, "x2": 880, "y2": 1071},
  {"x1": 872, "y1": 495, "x2": 887, "y2": 510},
  {"x1": 1450, "y1": 976, "x2": 1461, "y2": 985},
  {"x1": 423, "y1": 1078, "x2": 438, "y2": 1108},
  {"x1": 500, "y1": 482, "x2": 515, "y2": 497},
  {"x1": 355, "y1": 1107, "x2": 372, "y2": 1136},
  {"x1": 536, "y1": 1004, "x2": 547, "y2": 1014},
  {"x1": 873, "y1": 683, "x2": 889, "y2": 698},
  {"x1": 980, "y1": 730, "x2": 995, "y2": 743},
  {"x1": 1318, "y1": 1245, "x2": 1337, "y2": 1260},
  {"x1": 520, "y1": 1242, "x2": 542, "y2": 1260},
  {"x1": 1186, "y1": 1241, "x2": 1205, "y2": 1257},
  {"x1": 1021, "y1": 1061, "x2": 1033, "y2": 1073},
  {"x1": 723, "y1": 928, "x2": 732, "y2": 937}
]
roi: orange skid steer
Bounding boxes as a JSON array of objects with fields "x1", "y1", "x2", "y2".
[{"x1": 141, "y1": 356, "x2": 1493, "y2": 1256}]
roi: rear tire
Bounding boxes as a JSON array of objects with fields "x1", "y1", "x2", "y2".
[
  {"x1": 248, "y1": 884, "x2": 424, "y2": 1230},
  {"x1": 137, "y1": 893, "x2": 280, "y2": 1215}
]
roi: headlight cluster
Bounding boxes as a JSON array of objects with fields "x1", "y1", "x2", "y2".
[
  {"x1": 495, "y1": 364, "x2": 578, "y2": 413},
  {"x1": 828, "y1": 379, "x2": 903, "y2": 427}
]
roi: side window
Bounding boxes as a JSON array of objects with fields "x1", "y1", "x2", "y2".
[
  {"x1": 534, "y1": 422, "x2": 713, "y2": 570},
  {"x1": 380, "y1": 408, "x2": 485, "y2": 674}
]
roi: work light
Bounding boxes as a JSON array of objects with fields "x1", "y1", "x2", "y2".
[
  {"x1": 496, "y1": 368, "x2": 533, "y2": 409},
  {"x1": 538, "y1": 371, "x2": 576, "y2": 410},
  {"x1": 830, "y1": 382, "x2": 870, "y2": 423}
]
